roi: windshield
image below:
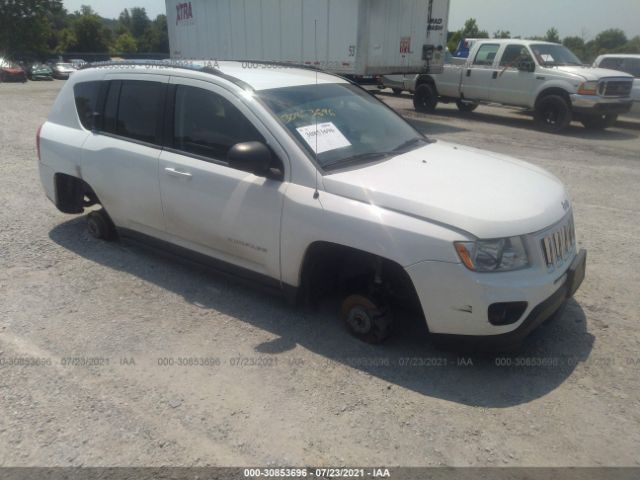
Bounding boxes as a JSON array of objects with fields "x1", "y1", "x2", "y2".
[
  {"x1": 258, "y1": 83, "x2": 426, "y2": 171},
  {"x1": 531, "y1": 44, "x2": 583, "y2": 66}
]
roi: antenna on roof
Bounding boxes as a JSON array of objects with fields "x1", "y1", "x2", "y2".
[{"x1": 313, "y1": 18, "x2": 320, "y2": 200}]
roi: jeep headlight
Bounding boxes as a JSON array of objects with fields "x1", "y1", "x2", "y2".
[{"x1": 454, "y1": 237, "x2": 529, "y2": 272}]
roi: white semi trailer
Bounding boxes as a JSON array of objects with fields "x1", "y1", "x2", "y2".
[{"x1": 166, "y1": 0, "x2": 450, "y2": 81}]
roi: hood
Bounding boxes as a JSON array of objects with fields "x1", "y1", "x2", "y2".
[
  {"x1": 322, "y1": 141, "x2": 569, "y2": 239},
  {"x1": 546, "y1": 65, "x2": 634, "y2": 81}
]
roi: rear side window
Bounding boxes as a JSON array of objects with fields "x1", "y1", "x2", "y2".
[
  {"x1": 173, "y1": 85, "x2": 264, "y2": 161},
  {"x1": 73, "y1": 81, "x2": 101, "y2": 130},
  {"x1": 102, "y1": 80, "x2": 166, "y2": 144},
  {"x1": 473, "y1": 44, "x2": 500, "y2": 66}
]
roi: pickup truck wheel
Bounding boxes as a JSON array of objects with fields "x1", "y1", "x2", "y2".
[
  {"x1": 413, "y1": 84, "x2": 438, "y2": 113},
  {"x1": 341, "y1": 294, "x2": 393, "y2": 344},
  {"x1": 87, "y1": 210, "x2": 117, "y2": 241},
  {"x1": 534, "y1": 95, "x2": 572, "y2": 133},
  {"x1": 456, "y1": 99, "x2": 479, "y2": 112},
  {"x1": 392, "y1": 88, "x2": 403, "y2": 96},
  {"x1": 581, "y1": 114, "x2": 618, "y2": 130}
]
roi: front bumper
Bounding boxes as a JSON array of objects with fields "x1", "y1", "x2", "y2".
[
  {"x1": 406, "y1": 248, "x2": 587, "y2": 345},
  {"x1": 570, "y1": 94, "x2": 632, "y2": 115}
]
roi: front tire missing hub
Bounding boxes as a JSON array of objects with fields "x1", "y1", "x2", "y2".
[{"x1": 341, "y1": 294, "x2": 393, "y2": 344}]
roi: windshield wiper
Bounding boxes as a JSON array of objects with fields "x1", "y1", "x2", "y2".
[
  {"x1": 322, "y1": 151, "x2": 392, "y2": 171},
  {"x1": 391, "y1": 137, "x2": 427, "y2": 153}
]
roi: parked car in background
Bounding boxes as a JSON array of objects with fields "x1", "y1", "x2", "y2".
[
  {"x1": 28, "y1": 63, "x2": 54, "y2": 81},
  {"x1": 0, "y1": 60, "x2": 27, "y2": 83},
  {"x1": 593, "y1": 54, "x2": 640, "y2": 116},
  {"x1": 50, "y1": 62, "x2": 75, "y2": 80},
  {"x1": 69, "y1": 59, "x2": 87, "y2": 69},
  {"x1": 412, "y1": 39, "x2": 634, "y2": 132}
]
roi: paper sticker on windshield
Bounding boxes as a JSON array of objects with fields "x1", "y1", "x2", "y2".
[{"x1": 296, "y1": 122, "x2": 351, "y2": 154}]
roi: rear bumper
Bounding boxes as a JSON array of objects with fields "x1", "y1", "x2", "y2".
[{"x1": 570, "y1": 94, "x2": 632, "y2": 115}]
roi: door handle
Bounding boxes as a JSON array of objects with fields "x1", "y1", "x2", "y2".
[
  {"x1": 492, "y1": 71, "x2": 498, "y2": 79},
  {"x1": 466, "y1": 69, "x2": 471, "y2": 77},
  {"x1": 164, "y1": 167, "x2": 192, "y2": 178}
]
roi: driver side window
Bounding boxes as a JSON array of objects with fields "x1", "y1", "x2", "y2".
[
  {"x1": 500, "y1": 45, "x2": 533, "y2": 67},
  {"x1": 173, "y1": 85, "x2": 265, "y2": 162}
]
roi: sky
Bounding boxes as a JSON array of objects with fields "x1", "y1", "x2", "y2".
[{"x1": 63, "y1": 0, "x2": 640, "y2": 40}]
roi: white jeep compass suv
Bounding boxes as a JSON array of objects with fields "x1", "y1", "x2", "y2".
[{"x1": 37, "y1": 60, "x2": 586, "y2": 347}]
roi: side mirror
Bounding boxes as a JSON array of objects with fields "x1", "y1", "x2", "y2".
[
  {"x1": 228, "y1": 141, "x2": 272, "y2": 177},
  {"x1": 518, "y1": 60, "x2": 535, "y2": 72}
]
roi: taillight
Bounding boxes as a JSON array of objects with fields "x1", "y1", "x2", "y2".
[{"x1": 36, "y1": 123, "x2": 43, "y2": 162}]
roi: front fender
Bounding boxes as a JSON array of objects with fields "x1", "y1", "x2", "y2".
[{"x1": 280, "y1": 186, "x2": 465, "y2": 287}]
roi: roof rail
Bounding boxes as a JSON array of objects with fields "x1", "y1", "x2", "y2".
[{"x1": 80, "y1": 59, "x2": 253, "y2": 91}]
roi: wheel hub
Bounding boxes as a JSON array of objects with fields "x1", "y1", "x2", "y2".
[{"x1": 347, "y1": 307, "x2": 372, "y2": 334}]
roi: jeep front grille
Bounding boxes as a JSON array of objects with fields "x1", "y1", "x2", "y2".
[{"x1": 541, "y1": 217, "x2": 575, "y2": 267}]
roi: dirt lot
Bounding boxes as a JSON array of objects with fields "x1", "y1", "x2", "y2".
[{"x1": 1, "y1": 80, "x2": 639, "y2": 468}]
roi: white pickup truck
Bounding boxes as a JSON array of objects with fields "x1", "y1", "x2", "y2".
[{"x1": 410, "y1": 39, "x2": 635, "y2": 132}]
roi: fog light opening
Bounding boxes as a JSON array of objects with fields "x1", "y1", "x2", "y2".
[{"x1": 488, "y1": 302, "x2": 528, "y2": 326}]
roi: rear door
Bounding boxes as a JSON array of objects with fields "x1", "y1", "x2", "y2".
[
  {"x1": 489, "y1": 44, "x2": 537, "y2": 106},
  {"x1": 461, "y1": 43, "x2": 500, "y2": 101},
  {"x1": 158, "y1": 78, "x2": 287, "y2": 280},
  {"x1": 81, "y1": 75, "x2": 168, "y2": 236}
]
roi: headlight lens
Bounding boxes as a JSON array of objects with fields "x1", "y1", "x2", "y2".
[
  {"x1": 577, "y1": 81, "x2": 599, "y2": 95},
  {"x1": 454, "y1": 237, "x2": 529, "y2": 272}
]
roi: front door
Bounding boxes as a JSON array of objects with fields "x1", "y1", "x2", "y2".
[
  {"x1": 489, "y1": 44, "x2": 537, "y2": 106},
  {"x1": 158, "y1": 78, "x2": 287, "y2": 280}
]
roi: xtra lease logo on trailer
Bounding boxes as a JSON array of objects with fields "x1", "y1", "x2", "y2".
[{"x1": 176, "y1": 1, "x2": 195, "y2": 25}]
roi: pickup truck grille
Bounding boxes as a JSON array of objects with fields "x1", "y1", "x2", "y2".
[
  {"x1": 541, "y1": 217, "x2": 575, "y2": 268},
  {"x1": 599, "y1": 80, "x2": 633, "y2": 97}
]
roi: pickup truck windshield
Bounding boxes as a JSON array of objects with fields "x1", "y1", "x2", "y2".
[
  {"x1": 258, "y1": 83, "x2": 426, "y2": 171},
  {"x1": 530, "y1": 44, "x2": 583, "y2": 66}
]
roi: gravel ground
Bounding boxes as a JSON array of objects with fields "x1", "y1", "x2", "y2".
[{"x1": 1, "y1": 80, "x2": 639, "y2": 467}]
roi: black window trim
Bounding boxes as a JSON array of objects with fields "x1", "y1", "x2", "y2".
[
  {"x1": 163, "y1": 83, "x2": 285, "y2": 179},
  {"x1": 94, "y1": 79, "x2": 167, "y2": 149}
]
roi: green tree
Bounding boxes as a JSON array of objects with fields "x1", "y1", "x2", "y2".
[
  {"x1": 0, "y1": 0, "x2": 63, "y2": 54},
  {"x1": 493, "y1": 30, "x2": 511, "y2": 39},
  {"x1": 563, "y1": 36, "x2": 586, "y2": 60},
  {"x1": 117, "y1": 8, "x2": 132, "y2": 35},
  {"x1": 65, "y1": 5, "x2": 112, "y2": 53},
  {"x1": 130, "y1": 7, "x2": 151, "y2": 40},
  {"x1": 461, "y1": 18, "x2": 489, "y2": 39},
  {"x1": 594, "y1": 28, "x2": 627, "y2": 52},
  {"x1": 112, "y1": 32, "x2": 137, "y2": 53},
  {"x1": 620, "y1": 36, "x2": 640, "y2": 54},
  {"x1": 141, "y1": 14, "x2": 169, "y2": 53},
  {"x1": 545, "y1": 28, "x2": 561, "y2": 44}
]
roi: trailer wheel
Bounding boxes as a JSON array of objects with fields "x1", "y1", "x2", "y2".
[
  {"x1": 534, "y1": 95, "x2": 572, "y2": 133},
  {"x1": 581, "y1": 114, "x2": 617, "y2": 130},
  {"x1": 87, "y1": 210, "x2": 117, "y2": 241},
  {"x1": 413, "y1": 84, "x2": 438, "y2": 113},
  {"x1": 341, "y1": 294, "x2": 393, "y2": 344}
]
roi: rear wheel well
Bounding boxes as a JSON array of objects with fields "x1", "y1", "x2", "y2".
[
  {"x1": 535, "y1": 88, "x2": 571, "y2": 109},
  {"x1": 54, "y1": 173, "x2": 99, "y2": 214},
  {"x1": 298, "y1": 242, "x2": 422, "y2": 314}
]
